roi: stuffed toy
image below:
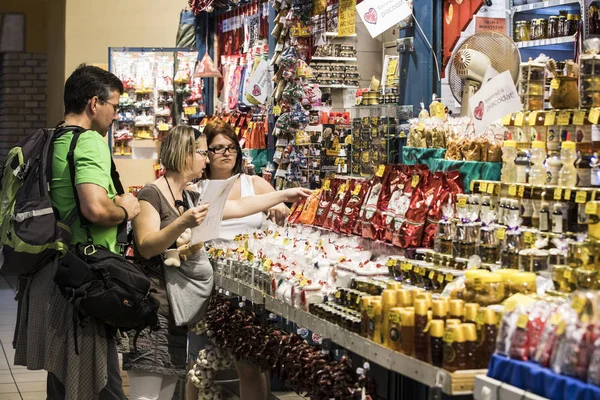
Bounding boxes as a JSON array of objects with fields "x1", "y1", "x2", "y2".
[{"x1": 164, "y1": 228, "x2": 204, "y2": 267}]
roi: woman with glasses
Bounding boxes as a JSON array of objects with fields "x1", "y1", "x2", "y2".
[
  {"x1": 188, "y1": 120, "x2": 286, "y2": 400},
  {"x1": 124, "y1": 125, "x2": 310, "y2": 400}
]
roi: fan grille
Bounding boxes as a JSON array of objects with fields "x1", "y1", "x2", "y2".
[{"x1": 448, "y1": 31, "x2": 521, "y2": 104}]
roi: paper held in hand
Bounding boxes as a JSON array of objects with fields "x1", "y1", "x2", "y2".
[{"x1": 190, "y1": 174, "x2": 239, "y2": 245}]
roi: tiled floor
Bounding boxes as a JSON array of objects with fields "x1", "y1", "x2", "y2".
[{"x1": 0, "y1": 273, "x2": 303, "y2": 400}]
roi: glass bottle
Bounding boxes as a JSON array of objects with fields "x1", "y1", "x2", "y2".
[
  {"x1": 400, "y1": 309, "x2": 415, "y2": 356},
  {"x1": 381, "y1": 289, "x2": 398, "y2": 348},
  {"x1": 476, "y1": 308, "x2": 498, "y2": 369},
  {"x1": 414, "y1": 300, "x2": 430, "y2": 362},
  {"x1": 501, "y1": 139, "x2": 518, "y2": 183},
  {"x1": 367, "y1": 299, "x2": 383, "y2": 344},
  {"x1": 462, "y1": 323, "x2": 478, "y2": 370},
  {"x1": 552, "y1": 203, "x2": 564, "y2": 234},
  {"x1": 430, "y1": 320, "x2": 445, "y2": 367},
  {"x1": 464, "y1": 303, "x2": 480, "y2": 325},
  {"x1": 515, "y1": 148, "x2": 531, "y2": 184},
  {"x1": 449, "y1": 299, "x2": 465, "y2": 322},
  {"x1": 388, "y1": 307, "x2": 403, "y2": 352},
  {"x1": 539, "y1": 202, "x2": 550, "y2": 232},
  {"x1": 529, "y1": 139, "x2": 548, "y2": 185},
  {"x1": 443, "y1": 319, "x2": 461, "y2": 371}
]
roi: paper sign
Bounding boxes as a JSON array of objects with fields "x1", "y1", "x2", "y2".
[
  {"x1": 481, "y1": 66, "x2": 499, "y2": 87},
  {"x1": 476, "y1": 17, "x2": 506, "y2": 34},
  {"x1": 190, "y1": 175, "x2": 239, "y2": 245},
  {"x1": 338, "y1": 0, "x2": 357, "y2": 36},
  {"x1": 469, "y1": 70, "x2": 522, "y2": 135},
  {"x1": 356, "y1": 0, "x2": 412, "y2": 38},
  {"x1": 245, "y1": 58, "x2": 271, "y2": 105}
]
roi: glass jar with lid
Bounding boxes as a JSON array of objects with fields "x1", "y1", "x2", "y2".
[
  {"x1": 566, "y1": 14, "x2": 577, "y2": 36},
  {"x1": 580, "y1": 52, "x2": 600, "y2": 108},
  {"x1": 515, "y1": 21, "x2": 531, "y2": 42},
  {"x1": 475, "y1": 273, "x2": 506, "y2": 306},
  {"x1": 558, "y1": 13, "x2": 567, "y2": 36},
  {"x1": 511, "y1": 272, "x2": 537, "y2": 295},
  {"x1": 549, "y1": 16, "x2": 559, "y2": 38},
  {"x1": 519, "y1": 58, "x2": 546, "y2": 111},
  {"x1": 576, "y1": 268, "x2": 598, "y2": 290}
]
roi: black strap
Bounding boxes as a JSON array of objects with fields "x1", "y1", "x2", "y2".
[{"x1": 58, "y1": 124, "x2": 128, "y2": 248}]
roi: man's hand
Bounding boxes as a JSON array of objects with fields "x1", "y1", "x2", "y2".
[{"x1": 115, "y1": 193, "x2": 141, "y2": 221}]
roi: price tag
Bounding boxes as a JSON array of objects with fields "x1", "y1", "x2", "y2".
[
  {"x1": 353, "y1": 184, "x2": 362, "y2": 196},
  {"x1": 304, "y1": 243, "x2": 311, "y2": 252},
  {"x1": 323, "y1": 180, "x2": 331, "y2": 190},
  {"x1": 437, "y1": 274, "x2": 445, "y2": 284},
  {"x1": 564, "y1": 189, "x2": 572, "y2": 201},
  {"x1": 528, "y1": 112, "x2": 538, "y2": 126},
  {"x1": 158, "y1": 123, "x2": 170, "y2": 131},
  {"x1": 572, "y1": 296, "x2": 585, "y2": 314},
  {"x1": 404, "y1": 263, "x2": 413, "y2": 272},
  {"x1": 445, "y1": 274, "x2": 454, "y2": 282},
  {"x1": 247, "y1": 252, "x2": 255, "y2": 262},
  {"x1": 283, "y1": 238, "x2": 290, "y2": 246},
  {"x1": 263, "y1": 259, "x2": 272, "y2": 269},
  {"x1": 184, "y1": 106, "x2": 197, "y2": 115},
  {"x1": 496, "y1": 228, "x2": 506, "y2": 240},
  {"x1": 557, "y1": 111, "x2": 571, "y2": 125},
  {"x1": 518, "y1": 185, "x2": 525, "y2": 198},
  {"x1": 514, "y1": 112, "x2": 525, "y2": 126},
  {"x1": 470, "y1": 180, "x2": 475, "y2": 193},
  {"x1": 390, "y1": 313, "x2": 400, "y2": 323},
  {"x1": 549, "y1": 313, "x2": 562, "y2": 325},
  {"x1": 411, "y1": 175, "x2": 420, "y2": 188},
  {"x1": 346, "y1": 292, "x2": 352, "y2": 302},
  {"x1": 585, "y1": 202, "x2": 598, "y2": 215},
  {"x1": 523, "y1": 231, "x2": 533, "y2": 244},
  {"x1": 573, "y1": 111, "x2": 586, "y2": 125},
  {"x1": 554, "y1": 188, "x2": 563, "y2": 201},
  {"x1": 576, "y1": 190, "x2": 587, "y2": 204},
  {"x1": 386, "y1": 259, "x2": 398, "y2": 267},
  {"x1": 501, "y1": 114, "x2": 512, "y2": 126},
  {"x1": 376, "y1": 165, "x2": 386, "y2": 177},
  {"x1": 420, "y1": 268, "x2": 427, "y2": 276},
  {"x1": 517, "y1": 314, "x2": 529, "y2": 329},
  {"x1": 443, "y1": 330, "x2": 454, "y2": 343},
  {"x1": 423, "y1": 321, "x2": 432, "y2": 333},
  {"x1": 318, "y1": 239, "x2": 324, "y2": 247},
  {"x1": 564, "y1": 269, "x2": 572, "y2": 280},
  {"x1": 487, "y1": 183, "x2": 495, "y2": 194},
  {"x1": 508, "y1": 185, "x2": 517, "y2": 196},
  {"x1": 273, "y1": 231, "x2": 280, "y2": 239},
  {"x1": 589, "y1": 108, "x2": 600, "y2": 125},
  {"x1": 335, "y1": 291, "x2": 342, "y2": 299},
  {"x1": 458, "y1": 197, "x2": 467, "y2": 208},
  {"x1": 273, "y1": 106, "x2": 282, "y2": 116},
  {"x1": 545, "y1": 112, "x2": 556, "y2": 126},
  {"x1": 557, "y1": 321, "x2": 566, "y2": 336},
  {"x1": 479, "y1": 181, "x2": 488, "y2": 193},
  {"x1": 429, "y1": 271, "x2": 435, "y2": 279},
  {"x1": 551, "y1": 79, "x2": 560, "y2": 90}
]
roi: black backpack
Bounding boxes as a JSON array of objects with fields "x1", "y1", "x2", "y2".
[{"x1": 49, "y1": 126, "x2": 159, "y2": 353}]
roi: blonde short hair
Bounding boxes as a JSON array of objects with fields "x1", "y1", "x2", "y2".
[{"x1": 160, "y1": 125, "x2": 203, "y2": 172}]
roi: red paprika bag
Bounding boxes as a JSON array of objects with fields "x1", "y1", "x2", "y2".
[
  {"x1": 322, "y1": 180, "x2": 353, "y2": 231},
  {"x1": 313, "y1": 179, "x2": 339, "y2": 227},
  {"x1": 392, "y1": 167, "x2": 427, "y2": 248},
  {"x1": 341, "y1": 181, "x2": 368, "y2": 235},
  {"x1": 297, "y1": 189, "x2": 323, "y2": 225},
  {"x1": 383, "y1": 168, "x2": 411, "y2": 243},
  {"x1": 357, "y1": 165, "x2": 390, "y2": 239}
]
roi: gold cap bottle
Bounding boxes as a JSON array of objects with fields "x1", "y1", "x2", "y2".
[
  {"x1": 382, "y1": 289, "x2": 398, "y2": 308},
  {"x1": 430, "y1": 320, "x2": 445, "y2": 337},
  {"x1": 432, "y1": 300, "x2": 447, "y2": 319},
  {"x1": 464, "y1": 303, "x2": 480, "y2": 323},
  {"x1": 397, "y1": 289, "x2": 413, "y2": 307},
  {"x1": 462, "y1": 323, "x2": 478, "y2": 342}
]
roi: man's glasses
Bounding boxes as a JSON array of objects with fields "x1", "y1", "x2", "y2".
[
  {"x1": 208, "y1": 146, "x2": 239, "y2": 155},
  {"x1": 99, "y1": 98, "x2": 120, "y2": 113}
]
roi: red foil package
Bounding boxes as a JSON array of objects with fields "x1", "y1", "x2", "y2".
[
  {"x1": 358, "y1": 166, "x2": 391, "y2": 239},
  {"x1": 509, "y1": 312, "x2": 531, "y2": 361},
  {"x1": 422, "y1": 171, "x2": 463, "y2": 248},
  {"x1": 313, "y1": 180, "x2": 339, "y2": 227},
  {"x1": 340, "y1": 181, "x2": 369, "y2": 235},
  {"x1": 384, "y1": 168, "x2": 411, "y2": 243},
  {"x1": 393, "y1": 167, "x2": 431, "y2": 248},
  {"x1": 322, "y1": 180, "x2": 354, "y2": 231},
  {"x1": 288, "y1": 198, "x2": 306, "y2": 224}
]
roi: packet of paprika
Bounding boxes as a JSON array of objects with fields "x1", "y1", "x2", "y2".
[
  {"x1": 297, "y1": 189, "x2": 323, "y2": 225},
  {"x1": 322, "y1": 180, "x2": 353, "y2": 231},
  {"x1": 313, "y1": 179, "x2": 339, "y2": 227},
  {"x1": 340, "y1": 181, "x2": 368, "y2": 235}
]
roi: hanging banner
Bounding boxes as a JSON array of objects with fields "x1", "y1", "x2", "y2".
[
  {"x1": 356, "y1": 0, "x2": 411, "y2": 38},
  {"x1": 338, "y1": 0, "x2": 357, "y2": 37},
  {"x1": 244, "y1": 14, "x2": 260, "y2": 53},
  {"x1": 469, "y1": 70, "x2": 522, "y2": 135}
]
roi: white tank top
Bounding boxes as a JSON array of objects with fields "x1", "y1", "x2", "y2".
[{"x1": 217, "y1": 174, "x2": 264, "y2": 241}]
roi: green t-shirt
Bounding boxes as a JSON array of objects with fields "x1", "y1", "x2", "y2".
[{"x1": 51, "y1": 130, "x2": 118, "y2": 253}]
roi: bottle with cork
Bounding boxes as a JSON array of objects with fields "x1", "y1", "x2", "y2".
[
  {"x1": 400, "y1": 309, "x2": 415, "y2": 356},
  {"x1": 429, "y1": 320, "x2": 445, "y2": 367},
  {"x1": 381, "y1": 289, "x2": 398, "y2": 348},
  {"x1": 414, "y1": 299, "x2": 430, "y2": 362}
]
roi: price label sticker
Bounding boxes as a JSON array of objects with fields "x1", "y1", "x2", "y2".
[
  {"x1": 557, "y1": 321, "x2": 566, "y2": 336},
  {"x1": 335, "y1": 291, "x2": 342, "y2": 299},
  {"x1": 404, "y1": 263, "x2": 413, "y2": 272},
  {"x1": 458, "y1": 197, "x2": 467, "y2": 208},
  {"x1": 554, "y1": 188, "x2": 563, "y2": 201},
  {"x1": 528, "y1": 112, "x2": 538, "y2": 126},
  {"x1": 470, "y1": 181, "x2": 475, "y2": 193},
  {"x1": 411, "y1": 175, "x2": 420, "y2": 188},
  {"x1": 429, "y1": 271, "x2": 435, "y2": 279},
  {"x1": 572, "y1": 296, "x2": 585, "y2": 314},
  {"x1": 323, "y1": 180, "x2": 331, "y2": 190},
  {"x1": 390, "y1": 312, "x2": 400, "y2": 323},
  {"x1": 443, "y1": 331, "x2": 454, "y2": 343},
  {"x1": 437, "y1": 274, "x2": 445, "y2": 284},
  {"x1": 338, "y1": 256, "x2": 346, "y2": 263},
  {"x1": 551, "y1": 79, "x2": 560, "y2": 90},
  {"x1": 576, "y1": 190, "x2": 587, "y2": 204},
  {"x1": 589, "y1": 108, "x2": 600, "y2": 125},
  {"x1": 514, "y1": 112, "x2": 525, "y2": 126},
  {"x1": 283, "y1": 238, "x2": 290, "y2": 246},
  {"x1": 273, "y1": 106, "x2": 282, "y2": 116},
  {"x1": 386, "y1": 259, "x2": 397, "y2": 267},
  {"x1": 517, "y1": 314, "x2": 529, "y2": 329},
  {"x1": 545, "y1": 112, "x2": 556, "y2": 126},
  {"x1": 523, "y1": 231, "x2": 534, "y2": 244},
  {"x1": 184, "y1": 106, "x2": 197, "y2": 115},
  {"x1": 376, "y1": 165, "x2": 386, "y2": 177},
  {"x1": 263, "y1": 259, "x2": 272, "y2": 269},
  {"x1": 501, "y1": 114, "x2": 512, "y2": 126},
  {"x1": 420, "y1": 268, "x2": 427, "y2": 276},
  {"x1": 564, "y1": 189, "x2": 572, "y2": 201},
  {"x1": 247, "y1": 252, "x2": 255, "y2": 262},
  {"x1": 445, "y1": 274, "x2": 454, "y2": 282},
  {"x1": 518, "y1": 185, "x2": 525, "y2": 198},
  {"x1": 496, "y1": 227, "x2": 506, "y2": 240},
  {"x1": 304, "y1": 243, "x2": 311, "y2": 252},
  {"x1": 508, "y1": 185, "x2": 517, "y2": 196},
  {"x1": 479, "y1": 181, "x2": 488, "y2": 193},
  {"x1": 573, "y1": 111, "x2": 586, "y2": 125},
  {"x1": 557, "y1": 111, "x2": 571, "y2": 125},
  {"x1": 353, "y1": 184, "x2": 362, "y2": 196},
  {"x1": 158, "y1": 123, "x2": 170, "y2": 131},
  {"x1": 549, "y1": 313, "x2": 562, "y2": 325},
  {"x1": 487, "y1": 183, "x2": 495, "y2": 194},
  {"x1": 585, "y1": 202, "x2": 598, "y2": 215},
  {"x1": 318, "y1": 239, "x2": 324, "y2": 247},
  {"x1": 273, "y1": 231, "x2": 280, "y2": 239}
]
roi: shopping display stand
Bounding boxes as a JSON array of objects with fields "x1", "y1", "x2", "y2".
[{"x1": 213, "y1": 271, "x2": 486, "y2": 398}]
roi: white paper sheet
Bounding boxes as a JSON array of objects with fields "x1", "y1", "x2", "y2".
[{"x1": 190, "y1": 175, "x2": 239, "y2": 244}]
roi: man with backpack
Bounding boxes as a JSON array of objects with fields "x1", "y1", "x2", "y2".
[{"x1": 11, "y1": 65, "x2": 141, "y2": 399}]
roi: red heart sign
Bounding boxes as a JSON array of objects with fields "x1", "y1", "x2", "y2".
[
  {"x1": 364, "y1": 8, "x2": 378, "y2": 24},
  {"x1": 474, "y1": 101, "x2": 484, "y2": 120},
  {"x1": 252, "y1": 84, "x2": 262, "y2": 96}
]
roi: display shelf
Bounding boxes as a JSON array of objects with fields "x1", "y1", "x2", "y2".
[
  {"x1": 318, "y1": 84, "x2": 360, "y2": 89},
  {"x1": 213, "y1": 271, "x2": 486, "y2": 396},
  {"x1": 512, "y1": 0, "x2": 580, "y2": 13},
  {"x1": 470, "y1": 179, "x2": 598, "y2": 203},
  {"x1": 473, "y1": 375, "x2": 549, "y2": 400},
  {"x1": 516, "y1": 35, "x2": 576, "y2": 48},
  {"x1": 324, "y1": 32, "x2": 358, "y2": 38},
  {"x1": 311, "y1": 56, "x2": 358, "y2": 62}
]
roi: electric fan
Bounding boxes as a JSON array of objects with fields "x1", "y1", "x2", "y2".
[{"x1": 448, "y1": 32, "x2": 521, "y2": 117}]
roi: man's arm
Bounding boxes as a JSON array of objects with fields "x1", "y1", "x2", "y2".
[{"x1": 76, "y1": 184, "x2": 139, "y2": 226}]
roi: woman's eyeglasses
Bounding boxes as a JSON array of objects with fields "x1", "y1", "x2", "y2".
[
  {"x1": 195, "y1": 149, "x2": 209, "y2": 157},
  {"x1": 209, "y1": 146, "x2": 239, "y2": 155}
]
